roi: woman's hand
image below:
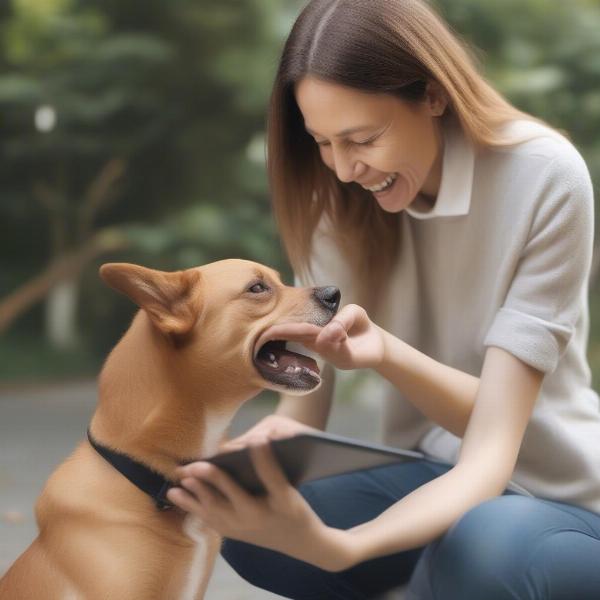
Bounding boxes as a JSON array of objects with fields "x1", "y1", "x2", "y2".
[
  {"x1": 166, "y1": 437, "x2": 359, "y2": 572},
  {"x1": 258, "y1": 303, "x2": 386, "y2": 371},
  {"x1": 218, "y1": 414, "x2": 319, "y2": 453}
]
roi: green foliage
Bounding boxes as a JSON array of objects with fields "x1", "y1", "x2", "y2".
[
  {"x1": 0, "y1": 0, "x2": 286, "y2": 376},
  {"x1": 436, "y1": 0, "x2": 600, "y2": 213},
  {"x1": 0, "y1": 0, "x2": 280, "y2": 227},
  {"x1": 0, "y1": 330, "x2": 98, "y2": 382},
  {"x1": 2, "y1": 0, "x2": 600, "y2": 382}
]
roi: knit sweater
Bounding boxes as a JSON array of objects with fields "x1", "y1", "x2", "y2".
[{"x1": 299, "y1": 117, "x2": 600, "y2": 513}]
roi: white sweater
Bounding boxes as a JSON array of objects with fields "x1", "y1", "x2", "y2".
[{"x1": 300, "y1": 117, "x2": 600, "y2": 513}]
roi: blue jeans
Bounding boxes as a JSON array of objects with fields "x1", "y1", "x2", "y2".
[{"x1": 220, "y1": 459, "x2": 600, "y2": 599}]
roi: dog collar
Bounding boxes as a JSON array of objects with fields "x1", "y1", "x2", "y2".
[{"x1": 87, "y1": 428, "x2": 176, "y2": 511}]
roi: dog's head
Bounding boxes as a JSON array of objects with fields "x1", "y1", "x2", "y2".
[{"x1": 100, "y1": 259, "x2": 339, "y2": 396}]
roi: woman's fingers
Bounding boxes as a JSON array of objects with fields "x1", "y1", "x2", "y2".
[
  {"x1": 249, "y1": 438, "x2": 290, "y2": 496},
  {"x1": 218, "y1": 416, "x2": 319, "y2": 455},
  {"x1": 257, "y1": 306, "x2": 368, "y2": 352},
  {"x1": 317, "y1": 304, "x2": 364, "y2": 345},
  {"x1": 177, "y1": 462, "x2": 252, "y2": 506},
  {"x1": 256, "y1": 322, "x2": 322, "y2": 348},
  {"x1": 167, "y1": 486, "x2": 206, "y2": 515},
  {"x1": 218, "y1": 441, "x2": 246, "y2": 452},
  {"x1": 221, "y1": 430, "x2": 288, "y2": 451},
  {"x1": 317, "y1": 319, "x2": 347, "y2": 344}
]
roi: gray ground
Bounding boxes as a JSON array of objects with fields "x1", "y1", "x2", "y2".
[{"x1": 0, "y1": 378, "x2": 396, "y2": 599}]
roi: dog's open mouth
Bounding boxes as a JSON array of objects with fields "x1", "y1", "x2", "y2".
[{"x1": 254, "y1": 339, "x2": 320, "y2": 391}]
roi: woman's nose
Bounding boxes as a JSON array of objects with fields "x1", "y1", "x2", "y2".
[
  {"x1": 331, "y1": 149, "x2": 366, "y2": 183},
  {"x1": 334, "y1": 160, "x2": 354, "y2": 182}
]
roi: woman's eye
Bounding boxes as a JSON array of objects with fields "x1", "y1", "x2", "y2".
[
  {"x1": 352, "y1": 134, "x2": 379, "y2": 146},
  {"x1": 316, "y1": 137, "x2": 376, "y2": 148},
  {"x1": 248, "y1": 282, "x2": 269, "y2": 293}
]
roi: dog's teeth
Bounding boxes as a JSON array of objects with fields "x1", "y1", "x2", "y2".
[
  {"x1": 268, "y1": 353, "x2": 276, "y2": 362},
  {"x1": 284, "y1": 365, "x2": 312, "y2": 375},
  {"x1": 301, "y1": 367, "x2": 320, "y2": 379}
]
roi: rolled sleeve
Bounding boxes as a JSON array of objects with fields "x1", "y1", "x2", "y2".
[{"x1": 484, "y1": 308, "x2": 573, "y2": 373}]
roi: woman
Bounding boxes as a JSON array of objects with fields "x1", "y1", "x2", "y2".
[{"x1": 167, "y1": 1, "x2": 600, "y2": 598}]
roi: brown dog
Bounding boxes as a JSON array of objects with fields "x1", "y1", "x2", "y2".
[{"x1": 0, "y1": 259, "x2": 340, "y2": 600}]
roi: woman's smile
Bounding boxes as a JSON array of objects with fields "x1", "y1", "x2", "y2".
[
  {"x1": 369, "y1": 172, "x2": 413, "y2": 212},
  {"x1": 360, "y1": 172, "x2": 398, "y2": 193},
  {"x1": 295, "y1": 76, "x2": 444, "y2": 213}
]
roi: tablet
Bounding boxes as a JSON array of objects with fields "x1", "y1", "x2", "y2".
[{"x1": 202, "y1": 430, "x2": 428, "y2": 496}]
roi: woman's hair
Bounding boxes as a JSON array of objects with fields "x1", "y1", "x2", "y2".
[{"x1": 267, "y1": 0, "x2": 558, "y2": 313}]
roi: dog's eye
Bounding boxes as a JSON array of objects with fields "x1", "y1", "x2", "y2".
[{"x1": 248, "y1": 282, "x2": 269, "y2": 294}]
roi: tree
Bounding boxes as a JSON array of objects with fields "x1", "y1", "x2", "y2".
[{"x1": 0, "y1": 0, "x2": 285, "y2": 350}]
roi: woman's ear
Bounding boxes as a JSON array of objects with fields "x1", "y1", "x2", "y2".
[{"x1": 424, "y1": 80, "x2": 449, "y2": 117}]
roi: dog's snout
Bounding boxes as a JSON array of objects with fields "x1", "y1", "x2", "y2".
[{"x1": 313, "y1": 286, "x2": 341, "y2": 313}]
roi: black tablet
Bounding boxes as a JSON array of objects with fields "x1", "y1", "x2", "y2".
[{"x1": 202, "y1": 430, "x2": 427, "y2": 496}]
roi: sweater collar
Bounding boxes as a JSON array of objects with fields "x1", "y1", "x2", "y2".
[{"x1": 405, "y1": 118, "x2": 475, "y2": 220}]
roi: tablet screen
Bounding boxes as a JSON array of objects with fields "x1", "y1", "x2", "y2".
[{"x1": 202, "y1": 430, "x2": 426, "y2": 496}]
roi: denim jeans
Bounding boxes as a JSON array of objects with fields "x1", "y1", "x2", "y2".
[{"x1": 220, "y1": 459, "x2": 600, "y2": 599}]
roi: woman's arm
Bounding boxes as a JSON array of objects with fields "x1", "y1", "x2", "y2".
[
  {"x1": 345, "y1": 345, "x2": 543, "y2": 563},
  {"x1": 241, "y1": 312, "x2": 543, "y2": 565},
  {"x1": 171, "y1": 344, "x2": 543, "y2": 571},
  {"x1": 376, "y1": 329, "x2": 479, "y2": 437},
  {"x1": 264, "y1": 305, "x2": 480, "y2": 437}
]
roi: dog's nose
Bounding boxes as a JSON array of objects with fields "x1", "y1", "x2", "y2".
[{"x1": 313, "y1": 286, "x2": 341, "y2": 313}]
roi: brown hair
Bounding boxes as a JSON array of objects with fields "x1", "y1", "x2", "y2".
[{"x1": 267, "y1": 0, "x2": 558, "y2": 313}]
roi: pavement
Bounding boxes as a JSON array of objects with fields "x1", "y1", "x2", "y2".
[{"x1": 0, "y1": 376, "x2": 390, "y2": 599}]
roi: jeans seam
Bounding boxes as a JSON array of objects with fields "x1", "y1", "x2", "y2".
[{"x1": 537, "y1": 498, "x2": 600, "y2": 534}]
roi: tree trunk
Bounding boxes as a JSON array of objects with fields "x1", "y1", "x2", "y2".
[
  {"x1": 45, "y1": 278, "x2": 80, "y2": 350},
  {"x1": 0, "y1": 228, "x2": 127, "y2": 336}
]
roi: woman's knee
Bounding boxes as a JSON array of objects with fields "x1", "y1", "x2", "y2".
[
  {"x1": 303, "y1": 460, "x2": 450, "y2": 530},
  {"x1": 220, "y1": 538, "x2": 287, "y2": 588},
  {"x1": 220, "y1": 463, "x2": 447, "y2": 598},
  {"x1": 445, "y1": 496, "x2": 529, "y2": 556},
  {"x1": 524, "y1": 529, "x2": 600, "y2": 599},
  {"x1": 423, "y1": 495, "x2": 541, "y2": 598},
  {"x1": 221, "y1": 537, "x2": 341, "y2": 599}
]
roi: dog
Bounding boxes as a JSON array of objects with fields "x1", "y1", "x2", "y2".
[{"x1": 0, "y1": 259, "x2": 340, "y2": 599}]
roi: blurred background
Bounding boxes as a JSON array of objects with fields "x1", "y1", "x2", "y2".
[
  {"x1": 1, "y1": 0, "x2": 600, "y2": 386},
  {"x1": 1, "y1": 0, "x2": 600, "y2": 595}
]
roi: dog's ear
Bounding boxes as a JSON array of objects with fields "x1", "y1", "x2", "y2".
[{"x1": 99, "y1": 263, "x2": 202, "y2": 337}]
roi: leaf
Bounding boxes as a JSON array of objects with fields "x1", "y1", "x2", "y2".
[{"x1": 0, "y1": 74, "x2": 42, "y2": 103}]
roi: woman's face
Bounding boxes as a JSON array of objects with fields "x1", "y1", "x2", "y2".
[{"x1": 294, "y1": 76, "x2": 447, "y2": 213}]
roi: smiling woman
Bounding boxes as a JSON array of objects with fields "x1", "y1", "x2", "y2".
[
  {"x1": 267, "y1": 0, "x2": 558, "y2": 313},
  {"x1": 295, "y1": 76, "x2": 445, "y2": 214},
  {"x1": 168, "y1": 1, "x2": 600, "y2": 599}
]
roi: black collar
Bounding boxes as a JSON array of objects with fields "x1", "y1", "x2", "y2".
[{"x1": 87, "y1": 428, "x2": 177, "y2": 511}]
